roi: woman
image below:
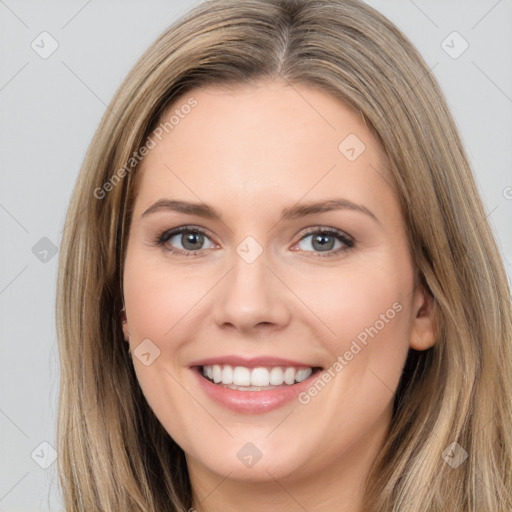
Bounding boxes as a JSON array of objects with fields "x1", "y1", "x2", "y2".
[{"x1": 56, "y1": 0, "x2": 512, "y2": 510}]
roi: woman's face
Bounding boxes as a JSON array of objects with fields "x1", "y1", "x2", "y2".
[{"x1": 122, "y1": 80, "x2": 435, "y2": 486}]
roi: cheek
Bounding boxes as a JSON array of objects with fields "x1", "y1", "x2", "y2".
[
  {"x1": 304, "y1": 257, "x2": 413, "y2": 378},
  {"x1": 123, "y1": 251, "x2": 199, "y2": 342},
  {"x1": 122, "y1": 250, "x2": 201, "y2": 435},
  {"x1": 288, "y1": 261, "x2": 412, "y2": 456}
]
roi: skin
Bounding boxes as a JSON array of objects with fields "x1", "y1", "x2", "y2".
[{"x1": 121, "y1": 80, "x2": 436, "y2": 512}]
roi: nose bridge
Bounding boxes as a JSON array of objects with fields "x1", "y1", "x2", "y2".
[{"x1": 213, "y1": 235, "x2": 290, "y2": 330}]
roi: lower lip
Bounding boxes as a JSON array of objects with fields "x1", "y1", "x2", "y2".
[{"x1": 192, "y1": 367, "x2": 323, "y2": 414}]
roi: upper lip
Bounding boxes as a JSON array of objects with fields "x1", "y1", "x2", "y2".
[{"x1": 189, "y1": 355, "x2": 322, "y2": 369}]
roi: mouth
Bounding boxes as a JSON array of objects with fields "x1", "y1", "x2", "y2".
[
  {"x1": 190, "y1": 358, "x2": 326, "y2": 414},
  {"x1": 194, "y1": 364, "x2": 324, "y2": 391}
]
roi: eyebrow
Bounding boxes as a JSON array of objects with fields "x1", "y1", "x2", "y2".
[{"x1": 141, "y1": 198, "x2": 379, "y2": 224}]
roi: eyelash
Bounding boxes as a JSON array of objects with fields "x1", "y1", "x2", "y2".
[{"x1": 153, "y1": 225, "x2": 355, "y2": 258}]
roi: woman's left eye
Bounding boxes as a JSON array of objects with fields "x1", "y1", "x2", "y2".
[
  {"x1": 154, "y1": 226, "x2": 354, "y2": 258},
  {"x1": 294, "y1": 228, "x2": 355, "y2": 257}
]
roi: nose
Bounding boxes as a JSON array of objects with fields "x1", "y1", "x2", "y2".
[{"x1": 212, "y1": 247, "x2": 292, "y2": 335}]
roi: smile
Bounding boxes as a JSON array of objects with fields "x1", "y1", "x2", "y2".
[
  {"x1": 191, "y1": 363, "x2": 324, "y2": 414},
  {"x1": 201, "y1": 364, "x2": 319, "y2": 390}
]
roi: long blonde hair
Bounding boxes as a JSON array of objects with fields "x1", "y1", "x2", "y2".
[{"x1": 56, "y1": 0, "x2": 512, "y2": 510}]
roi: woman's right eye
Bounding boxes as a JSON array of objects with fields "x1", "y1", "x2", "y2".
[{"x1": 154, "y1": 226, "x2": 216, "y2": 257}]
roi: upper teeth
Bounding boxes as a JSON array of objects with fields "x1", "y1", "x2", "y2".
[{"x1": 202, "y1": 365, "x2": 313, "y2": 387}]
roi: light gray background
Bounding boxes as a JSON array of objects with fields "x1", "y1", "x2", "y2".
[{"x1": 1, "y1": 1, "x2": 511, "y2": 510}]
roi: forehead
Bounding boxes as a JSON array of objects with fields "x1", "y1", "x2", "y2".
[{"x1": 132, "y1": 80, "x2": 394, "y2": 216}]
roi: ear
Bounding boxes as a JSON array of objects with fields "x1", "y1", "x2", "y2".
[
  {"x1": 121, "y1": 308, "x2": 130, "y2": 342},
  {"x1": 409, "y1": 284, "x2": 436, "y2": 351}
]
